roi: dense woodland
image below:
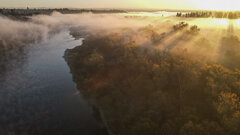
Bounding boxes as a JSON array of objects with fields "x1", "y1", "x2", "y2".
[
  {"x1": 176, "y1": 11, "x2": 240, "y2": 19},
  {"x1": 65, "y1": 22, "x2": 240, "y2": 135}
]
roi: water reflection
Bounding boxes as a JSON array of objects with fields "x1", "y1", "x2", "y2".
[
  {"x1": 0, "y1": 31, "x2": 106, "y2": 135},
  {"x1": 0, "y1": 44, "x2": 28, "y2": 82}
]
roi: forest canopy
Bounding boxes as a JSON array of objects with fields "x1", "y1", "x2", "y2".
[{"x1": 65, "y1": 22, "x2": 240, "y2": 135}]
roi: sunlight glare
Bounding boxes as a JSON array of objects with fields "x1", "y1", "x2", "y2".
[{"x1": 194, "y1": 0, "x2": 240, "y2": 11}]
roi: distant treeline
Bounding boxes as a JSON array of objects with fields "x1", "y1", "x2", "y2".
[
  {"x1": 0, "y1": 8, "x2": 127, "y2": 16},
  {"x1": 176, "y1": 11, "x2": 240, "y2": 19}
]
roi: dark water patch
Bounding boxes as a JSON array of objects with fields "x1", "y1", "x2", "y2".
[{"x1": 0, "y1": 31, "x2": 106, "y2": 135}]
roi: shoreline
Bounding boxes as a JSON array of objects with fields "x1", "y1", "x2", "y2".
[{"x1": 64, "y1": 44, "x2": 113, "y2": 135}]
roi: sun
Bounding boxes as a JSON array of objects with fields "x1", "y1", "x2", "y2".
[{"x1": 194, "y1": 0, "x2": 240, "y2": 11}]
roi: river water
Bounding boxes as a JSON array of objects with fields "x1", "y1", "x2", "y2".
[{"x1": 0, "y1": 31, "x2": 105, "y2": 135}]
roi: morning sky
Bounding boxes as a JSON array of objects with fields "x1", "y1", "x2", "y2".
[{"x1": 0, "y1": 0, "x2": 239, "y2": 11}]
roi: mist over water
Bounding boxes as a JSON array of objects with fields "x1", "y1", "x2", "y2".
[
  {"x1": 1, "y1": 11, "x2": 240, "y2": 134},
  {"x1": 0, "y1": 31, "x2": 106, "y2": 134}
]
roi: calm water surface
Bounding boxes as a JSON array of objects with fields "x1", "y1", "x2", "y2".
[{"x1": 0, "y1": 31, "x2": 104, "y2": 135}]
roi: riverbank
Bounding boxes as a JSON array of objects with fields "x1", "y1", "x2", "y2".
[
  {"x1": 64, "y1": 27, "x2": 240, "y2": 135},
  {"x1": 0, "y1": 31, "x2": 106, "y2": 135}
]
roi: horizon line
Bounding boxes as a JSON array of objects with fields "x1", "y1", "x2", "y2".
[{"x1": 1, "y1": 7, "x2": 239, "y2": 12}]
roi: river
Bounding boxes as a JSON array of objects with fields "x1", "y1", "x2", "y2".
[{"x1": 0, "y1": 30, "x2": 106, "y2": 135}]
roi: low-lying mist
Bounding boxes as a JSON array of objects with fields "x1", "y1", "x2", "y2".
[
  {"x1": 64, "y1": 13, "x2": 240, "y2": 134},
  {"x1": 1, "y1": 11, "x2": 240, "y2": 71},
  {"x1": 1, "y1": 11, "x2": 240, "y2": 135}
]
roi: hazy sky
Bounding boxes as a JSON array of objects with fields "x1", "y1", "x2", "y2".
[{"x1": 0, "y1": 0, "x2": 239, "y2": 10}]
